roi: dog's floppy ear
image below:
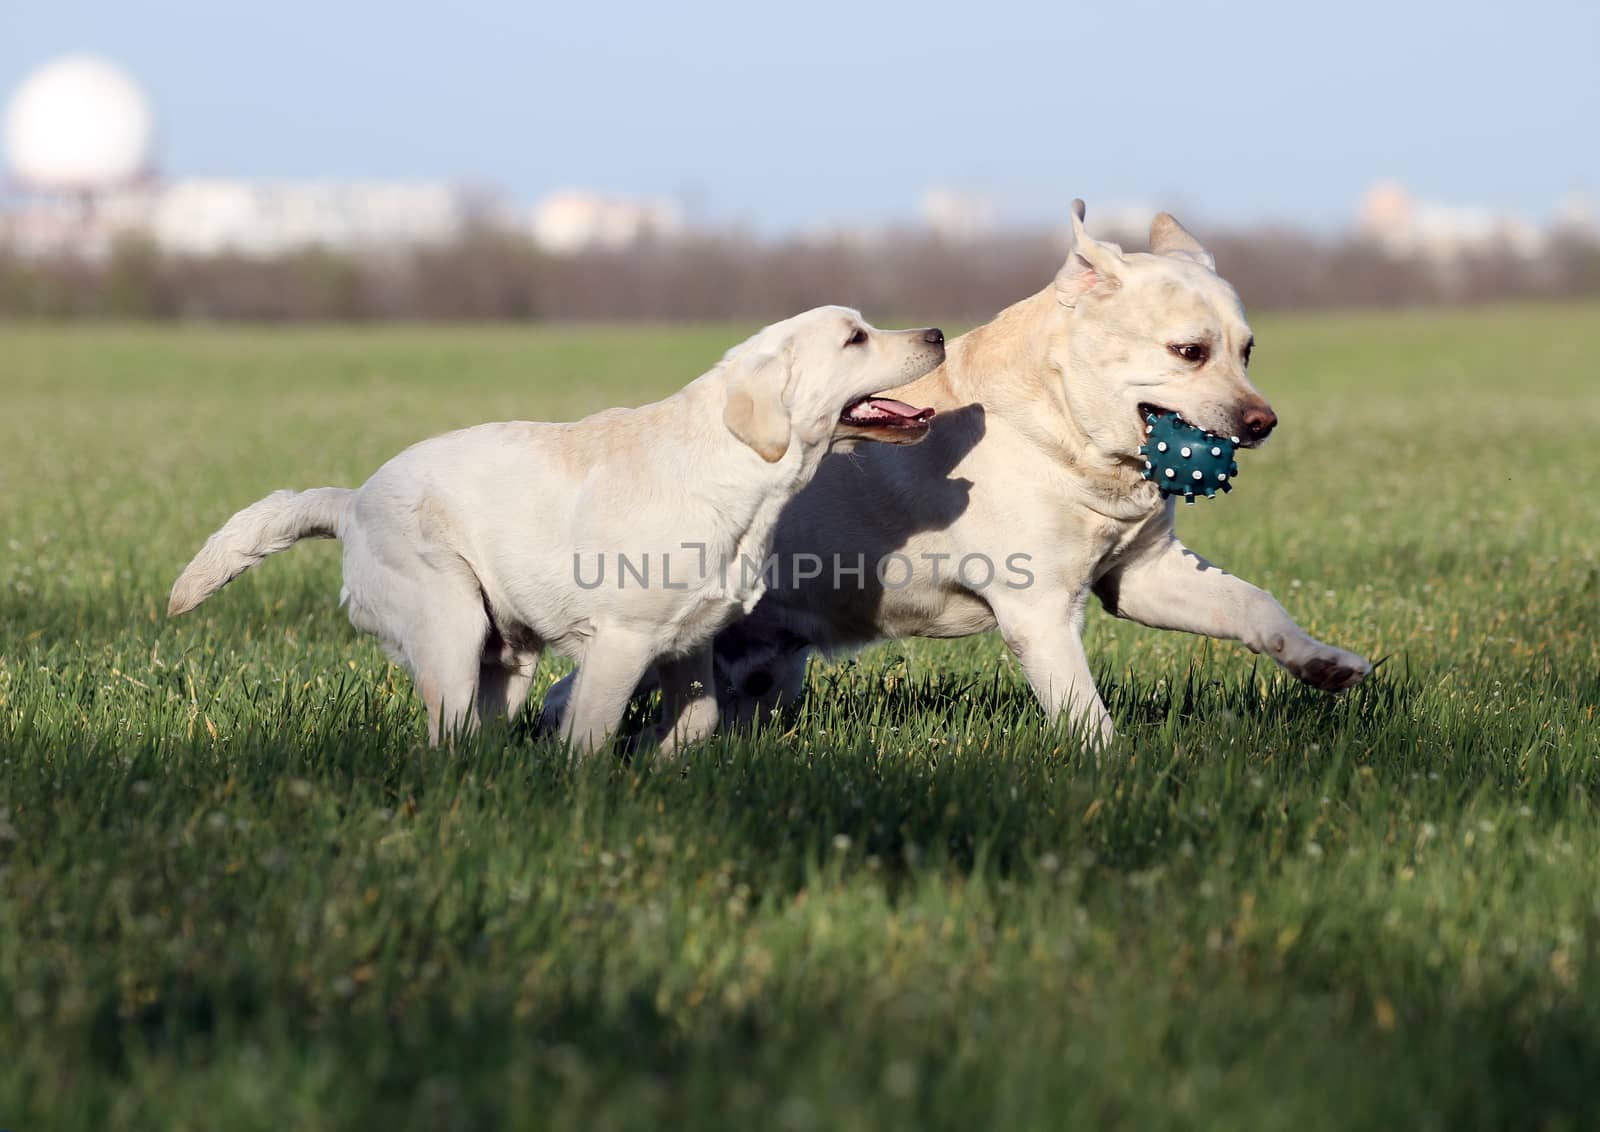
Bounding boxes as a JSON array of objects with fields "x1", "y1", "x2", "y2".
[
  {"x1": 1055, "y1": 199, "x2": 1125, "y2": 307},
  {"x1": 723, "y1": 349, "x2": 792, "y2": 463},
  {"x1": 1150, "y1": 212, "x2": 1216, "y2": 270}
]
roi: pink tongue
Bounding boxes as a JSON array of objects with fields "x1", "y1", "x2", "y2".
[{"x1": 858, "y1": 397, "x2": 934, "y2": 420}]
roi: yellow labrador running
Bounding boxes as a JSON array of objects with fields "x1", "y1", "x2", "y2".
[
  {"x1": 548, "y1": 203, "x2": 1372, "y2": 746},
  {"x1": 169, "y1": 307, "x2": 944, "y2": 752},
  {"x1": 708, "y1": 204, "x2": 1372, "y2": 743}
]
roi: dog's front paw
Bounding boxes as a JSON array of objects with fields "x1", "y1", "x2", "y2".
[{"x1": 1290, "y1": 646, "x2": 1372, "y2": 693}]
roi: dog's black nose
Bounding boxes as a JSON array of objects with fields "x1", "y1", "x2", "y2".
[
  {"x1": 923, "y1": 328, "x2": 945, "y2": 346},
  {"x1": 1243, "y1": 405, "x2": 1278, "y2": 439}
]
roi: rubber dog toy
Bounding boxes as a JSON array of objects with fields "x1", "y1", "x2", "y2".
[{"x1": 1139, "y1": 411, "x2": 1240, "y2": 503}]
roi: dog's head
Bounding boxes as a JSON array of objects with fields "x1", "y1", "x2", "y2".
[
  {"x1": 722, "y1": 306, "x2": 944, "y2": 463},
  {"x1": 1049, "y1": 201, "x2": 1276, "y2": 458}
]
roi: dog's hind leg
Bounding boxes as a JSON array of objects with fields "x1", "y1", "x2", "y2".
[
  {"x1": 343, "y1": 518, "x2": 493, "y2": 746},
  {"x1": 657, "y1": 647, "x2": 718, "y2": 760},
  {"x1": 391, "y1": 577, "x2": 493, "y2": 747},
  {"x1": 712, "y1": 623, "x2": 812, "y2": 729},
  {"x1": 413, "y1": 635, "x2": 486, "y2": 747},
  {"x1": 717, "y1": 647, "x2": 809, "y2": 730},
  {"x1": 533, "y1": 670, "x2": 574, "y2": 736},
  {"x1": 477, "y1": 653, "x2": 540, "y2": 726}
]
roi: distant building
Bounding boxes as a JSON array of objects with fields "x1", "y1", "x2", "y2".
[
  {"x1": 919, "y1": 190, "x2": 1161, "y2": 246},
  {"x1": 2, "y1": 54, "x2": 157, "y2": 257},
  {"x1": 4, "y1": 54, "x2": 155, "y2": 194},
  {"x1": 2, "y1": 179, "x2": 493, "y2": 258},
  {"x1": 919, "y1": 188, "x2": 998, "y2": 241},
  {"x1": 530, "y1": 191, "x2": 683, "y2": 253},
  {"x1": 1086, "y1": 202, "x2": 1160, "y2": 244},
  {"x1": 1357, "y1": 180, "x2": 1545, "y2": 262},
  {"x1": 145, "y1": 180, "x2": 491, "y2": 256},
  {"x1": 1553, "y1": 190, "x2": 1597, "y2": 238},
  {"x1": 2, "y1": 54, "x2": 496, "y2": 259}
]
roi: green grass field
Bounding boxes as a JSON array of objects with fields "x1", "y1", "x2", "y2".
[{"x1": 3, "y1": 304, "x2": 1599, "y2": 1130}]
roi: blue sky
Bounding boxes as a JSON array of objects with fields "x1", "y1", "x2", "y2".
[{"x1": 2, "y1": 0, "x2": 1595, "y2": 232}]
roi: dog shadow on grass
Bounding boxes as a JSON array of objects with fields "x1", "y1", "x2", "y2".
[{"x1": 495, "y1": 658, "x2": 1411, "y2": 887}]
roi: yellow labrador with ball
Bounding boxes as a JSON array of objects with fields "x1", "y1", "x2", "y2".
[
  {"x1": 550, "y1": 202, "x2": 1374, "y2": 747},
  {"x1": 712, "y1": 205, "x2": 1372, "y2": 743},
  {"x1": 169, "y1": 306, "x2": 943, "y2": 753}
]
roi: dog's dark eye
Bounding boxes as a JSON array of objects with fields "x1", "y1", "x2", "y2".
[
  {"x1": 844, "y1": 328, "x2": 868, "y2": 347},
  {"x1": 1243, "y1": 338, "x2": 1254, "y2": 366},
  {"x1": 1169, "y1": 342, "x2": 1209, "y2": 364}
]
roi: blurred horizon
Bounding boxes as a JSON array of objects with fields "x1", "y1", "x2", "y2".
[
  {"x1": 2, "y1": 0, "x2": 1597, "y2": 235},
  {"x1": 5, "y1": 1, "x2": 1599, "y2": 320}
]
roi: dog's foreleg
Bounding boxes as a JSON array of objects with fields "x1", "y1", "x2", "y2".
[
  {"x1": 560, "y1": 630, "x2": 659, "y2": 760},
  {"x1": 1094, "y1": 537, "x2": 1371, "y2": 692},
  {"x1": 992, "y1": 592, "x2": 1116, "y2": 747},
  {"x1": 656, "y1": 647, "x2": 718, "y2": 760},
  {"x1": 537, "y1": 664, "x2": 660, "y2": 737}
]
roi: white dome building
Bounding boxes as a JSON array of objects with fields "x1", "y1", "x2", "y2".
[
  {"x1": 2, "y1": 57, "x2": 488, "y2": 259},
  {"x1": 4, "y1": 54, "x2": 156, "y2": 193}
]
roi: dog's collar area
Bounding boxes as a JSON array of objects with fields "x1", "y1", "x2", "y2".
[{"x1": 1138, "y1": 409, "x2": 1240, "y2": 503}]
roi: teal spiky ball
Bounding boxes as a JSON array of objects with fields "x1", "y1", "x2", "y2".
[{"x1": 1139, "y1": 412, "x2": 1240, "y2": 503}]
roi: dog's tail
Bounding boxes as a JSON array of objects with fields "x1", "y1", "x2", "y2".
[{"x1": 168, "y1": 487, "x2": 354, "y2": 616}]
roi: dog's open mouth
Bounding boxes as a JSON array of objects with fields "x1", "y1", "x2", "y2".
[
  {"x1": 1138, "y1": 402, "x2": 1233, "y2": 440},
  {"x1": 1138, "y1": 402, "x2": 1174, "y2": 429},
  {"x1": 840, "y1": 396, "x2": 936, "y2": 434}
]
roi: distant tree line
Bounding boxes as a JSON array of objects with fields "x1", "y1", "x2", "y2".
[{"x1": 2, "y1": 224, "x2": 1597, "y2": 322}]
